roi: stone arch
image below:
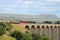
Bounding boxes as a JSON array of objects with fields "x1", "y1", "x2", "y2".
[
  {"x1": 58, "y1": 26, "x2": 60, "y2": 28},
  {"x1": 46, "y1": 26, "x2": 49, "y2": 29},
  {"x1": 36, "y1": 25, "x2": 40, "y2": 34},
  {"x1": 58, "y1": 26, "x2": 60, "y2": 40},
  {"x1": 50, "y1": 26, "x2": 53, "y2": 28},
  {"x1": 50, "y1": 26, "x2": 53, "y2": 40},
  {"x1": 25, "y1": 25, "x2": 30, "y2": 30},
  {"x1": 37, "y1": 25, "x2": 40, "y2": 29},
  {"x1": 31, "y1": 25, "x2": 35, "y2": 34},
  {"x1": 53, "y1": 26, "x2": 58, "y2": 40},
  {"x1": 42, "y1": 26, "x2": 45, "y2": 29},
  {"x1": 31, "y1": 25, "x2": 35, "y2": 29},
  {"x1": 55, "y1": 26, "x2": 57, "y2": 29},
  {"x1": 41, "y1": 26, "x2": 45, "y2": 35},
  {"x1": 45, "y1": 26, "x2": 49, "y2": 36}
]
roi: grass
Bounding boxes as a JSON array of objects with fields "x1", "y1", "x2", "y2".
[
  {"x1": 0, "y1": 36, "x2": 16, "y2": 40},
  {"x1": 11, "y1": 24, "x2": 27, "y2": 32}
]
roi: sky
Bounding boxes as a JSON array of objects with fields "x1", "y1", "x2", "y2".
[{"x1": 0, "y1": 0, "x2": 60, "y2": 16}]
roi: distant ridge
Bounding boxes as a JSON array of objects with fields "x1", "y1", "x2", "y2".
[{"x1": 0, "y1": 13, "x2": 60, "y2": 22}]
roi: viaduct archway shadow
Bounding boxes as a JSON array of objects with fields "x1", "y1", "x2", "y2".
[{"x1": 25, "y1": 25, "x2": 30, "y2": 30}]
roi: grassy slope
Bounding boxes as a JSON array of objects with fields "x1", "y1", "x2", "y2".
[
  {"x1": 0, "y1": 24, "x2": 27, "y2": 40},
  {"x1": 0, "y1": 36, "x2": 16, "y2": 40},
  {"x1": 11, "y1": 24, "x2": 27, "y2": 32}
]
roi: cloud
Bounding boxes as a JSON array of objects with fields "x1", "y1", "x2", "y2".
[
  {"x1": 0, "y1": 0, "x2": 60, "y2": 16},
  {"x1": 0, "y1": 5, "x2": 16, "y2": 11},
  {"x1": 3, "y1": 7, "x2": 12, "y2": 11},
  {"x1": 24, "y1": 1, "x2": 32, "y2": 5},
  {"x1": 45, "y1": 0, "x2": 60, "y2": 2}
]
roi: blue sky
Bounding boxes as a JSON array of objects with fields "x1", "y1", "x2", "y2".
[{"x1": 0, "y1": 0, "x2": 60, "y2": 16}]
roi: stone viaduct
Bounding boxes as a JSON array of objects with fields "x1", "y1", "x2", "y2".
[{"x1": 21, "y1": 23, "x2": 60, "y2": 40}]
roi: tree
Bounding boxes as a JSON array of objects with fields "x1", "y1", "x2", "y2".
[
  {"x1": 42, "y1": 35, "x2": 50, "y2": 40},
  {"x1": 0, "y1": 22, "x2": 12, "y2": 31},
  {"x1": 11, "y1": 31, "x2": 23, "y2": 40},
  {"x1": 5, "y1": 23, "x2": 12, "y2": 31},
  {"x1": 32, "y1": 34, "x2": 42, "y2": 40},
  {"x1": 22, "y1": 31, "x2": 32, "y2": 40},
  {"x1": 0, "y1": 22, "x2": 12, "y2": 36},
  {"x1": 0, "y1": 26, "x2": 5, "y2": 36},
  {"x1": 55, "y1": 21, "x2": 60, "y2": 24},
  {"x1": 43, "y1": 21, "x2": 52, "y2": 24},
  {"x1": 11, "y1": 31, "x2": 32, "y2": 40},
  {"x1": 0, "y1": 22, "x2": 6, "y2": 28}
]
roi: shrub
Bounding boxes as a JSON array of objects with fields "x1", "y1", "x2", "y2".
[
  {"x1": 11, "y1": 31, "x2": 23, "y2": 40},
  {"x1": 32, "y1": 34, "x2": 42, "y2": 40},
  {"x1": 11, "y1": 31, "x2": 32, "y2": 40},
  {"x1": 0, "y1": 22, "x2": 12, "y2": 36},
  {"x1": 0, "y1": 22, "x2": 12, "y2": 31},
  {"x1": 0, "y1": 26, "x2": 5, "y2": 36},
  {"x1": 22, "y1": 31, "x2": 32, "y2": 40},
  {"x1": 5, "y1": 23, "x2": 12, "y2": 31},
  {"x1": 42, "y1": 35, "x2": 50, "y2": 40}
]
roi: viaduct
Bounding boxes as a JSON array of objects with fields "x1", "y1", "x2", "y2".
[{"x1": 20, "y1": 23, "x2": 60, "y2": 40}]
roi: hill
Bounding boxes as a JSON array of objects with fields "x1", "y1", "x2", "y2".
[{"x1": 0, "y1": 13, "x2": 60, "y2": 22}]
